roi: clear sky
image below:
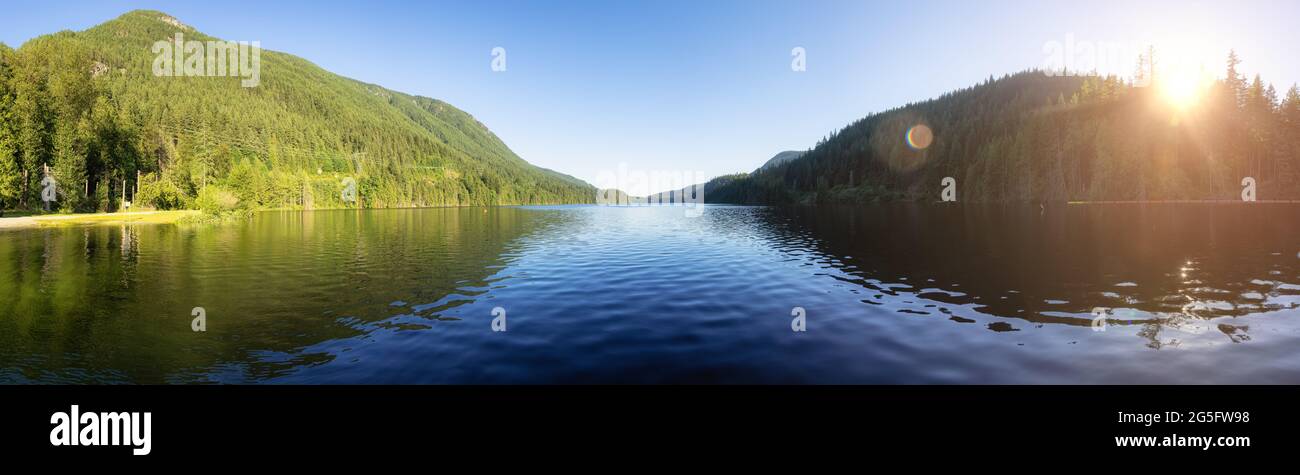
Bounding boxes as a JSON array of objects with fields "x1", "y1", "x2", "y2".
[{"x1": 3, "y1": 0, "x2": 1297, "y2": 184}]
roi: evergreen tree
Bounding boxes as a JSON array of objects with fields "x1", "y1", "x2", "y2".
[
  {"x1": 0, "y1": 43, "x2": 22, "y2": 210},
  {"x1": 1226, "y1": 50, "x2": 1246, "y2": 108}
]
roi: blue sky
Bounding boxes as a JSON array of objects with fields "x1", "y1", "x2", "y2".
[{"x1": 3, "y1": 0, "x2": 1298, "y2": 184}]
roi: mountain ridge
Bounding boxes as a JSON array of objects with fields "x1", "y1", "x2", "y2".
[
  {"x1": 754, "y1": 150, "x2": 804, "y2": 173},
  {"x1": 0, "y1": 10, "x2": 594, "y2": 213},
  {"x1": 708, "y1": 68, "x2": 1300, "y2": 204}
]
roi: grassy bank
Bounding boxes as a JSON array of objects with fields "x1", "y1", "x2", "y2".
[{"x1": 0, "y1": 210, "x2": 201, "y2": 230}]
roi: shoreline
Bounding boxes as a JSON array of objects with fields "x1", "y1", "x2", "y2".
[
  {"x1": 7, "y1": 199, "x2": 1294, "y2": 231},
  {"x1": 0, "y1": 210, "x2": 201, "y2": 230},
  {"x1": 0, "y1": 204, "x2": 588, "y2": 230}
]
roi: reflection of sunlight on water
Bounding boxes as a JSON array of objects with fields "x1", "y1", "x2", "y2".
[
  {"x1": 853, "y1": 254, "x2": 1298, "y2": 348},
  {"x1": 1064, "y1": 254, "x2": 1300, "y2": 348},
  {"x1": 789, "y1": 205, "x2": 1300, "y2": 354}
]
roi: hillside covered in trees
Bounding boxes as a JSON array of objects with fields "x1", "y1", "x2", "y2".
[
  {"x1": 0, "y1": 10, "x2": 593, "y2": 215},
  {"x1": 710, "y1": 57, "x2": 1300, "y2": 204}
]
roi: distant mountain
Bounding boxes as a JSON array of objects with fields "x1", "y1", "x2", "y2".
[
  {"x1": 754, "y1": 151, "x2": 804, "y2": 173},
  {"x1": 634, "y1": 173, "x2": 741, "y2": 205},
  {"x1": 638, "y1": 151, "x2": 800, "y2": 203},
  {"x1": 0, "y1": 10, "x2": 593, "y2": 212}
]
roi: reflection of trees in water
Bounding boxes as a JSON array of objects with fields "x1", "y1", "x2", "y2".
[
  {"x1": 771, "y1": 204, "x2": 1300, "y2": 344},
  {"x1": 0, "y1": 208, "x2": 546, "y2": 383}
]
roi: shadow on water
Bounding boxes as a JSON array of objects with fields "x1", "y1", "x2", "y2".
[{"x1": 770, "y1": 203, "x2": 1300, "y2": 348}]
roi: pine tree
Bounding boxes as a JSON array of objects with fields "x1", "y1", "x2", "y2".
[
  {"x1": 1226, "y1": 50, "x2": 1246, "y2": 109},
  {"x1": 1281, "y1": 85, "x2": 1300, "y2": 196},
  {"x1": 1247, "y1": 75, "x2": 1265, "y2": 109},
  {"x1": 0, "y1": 43, "x2": 21, "y2": 211},
  {"x1": 51, "y1": 118, "x2": 89, "y2": 211},
  {"x1": 1283, "y1": 85, "x2": 1300, "y2": 126}
]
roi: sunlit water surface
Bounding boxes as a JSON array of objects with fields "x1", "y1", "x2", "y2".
[{"x1": 1, "y1": 204, "x2": 1298, "y2": 383}]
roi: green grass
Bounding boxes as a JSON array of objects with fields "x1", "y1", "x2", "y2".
[{"x1": 27, "y1": 210, "x2": 200, "y2": 227}]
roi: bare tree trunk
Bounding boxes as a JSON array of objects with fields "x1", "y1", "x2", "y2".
[{"x1": 20, "y1": 169, "x2": 28, "y2": 207}]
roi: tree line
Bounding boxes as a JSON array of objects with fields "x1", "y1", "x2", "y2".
[{"x1": 710, "y1": 51, "x2": 1300, "y2": 204}]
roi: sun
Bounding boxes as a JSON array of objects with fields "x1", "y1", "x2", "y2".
[
  {"x1": 1151, "y1": 41, "x2": 1216, "y2": 110},
  {"x1": 1158, "y1": 68, "x2": 1210, "y2": 109}
]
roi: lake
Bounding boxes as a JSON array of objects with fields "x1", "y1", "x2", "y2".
[{"x1": 1, "y1": 204, "x2": 1298, "y2": 383}]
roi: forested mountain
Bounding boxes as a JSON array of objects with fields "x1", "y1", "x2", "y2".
[
  {"x1": 640, "y1": 151, "x2": 798, "y2": 202},
  {"x1": 710, "y1": 62, "x2": 1300, "y2": 204},
  {"x1": 754, "y1": 151, "x2": 803, "y2": 173},
  {"x1": 0, "y1": 10, "x2": 594, "y2": 214}
]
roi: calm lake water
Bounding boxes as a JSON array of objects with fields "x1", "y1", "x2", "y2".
[{"x1": 1, "y1": 204, "x2": 1298, "y2": 384}]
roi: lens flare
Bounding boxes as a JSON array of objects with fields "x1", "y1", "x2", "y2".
[
  {"x1": 906, "y1": 124, "x2": 933, "y2": 150},
  {"x1": 1159, "y1": 68, "x2": 1211, "y2": 110}
]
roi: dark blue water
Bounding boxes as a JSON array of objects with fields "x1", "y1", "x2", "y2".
[{"x1": 2, "y1": 204, "x2": 1298, "y2": 383}]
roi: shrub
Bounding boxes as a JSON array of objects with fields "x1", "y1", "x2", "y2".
[
  {"x1": 194, "y1": 185, "x2": 241, "y2": 215},
  {"x1": 135, "y1": 173, "x2": 191, "y2": 210}
]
